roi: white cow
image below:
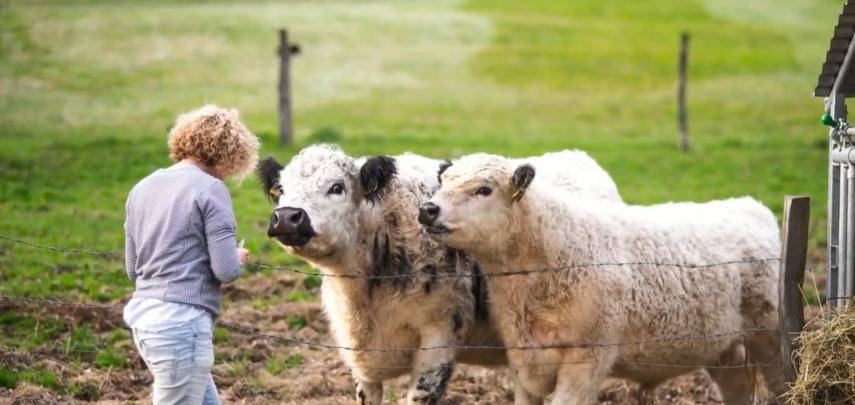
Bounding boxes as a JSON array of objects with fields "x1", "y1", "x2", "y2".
[{"x1": 420, "y1": 153, "x2": 785, "y2": 404}]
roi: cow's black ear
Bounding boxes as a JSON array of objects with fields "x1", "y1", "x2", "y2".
[
  {"x1": 258, "y1": 156, "x2": 284, "y2": 203},
  {"x1": 360, "y1": 156, "x2": 396, "y2": 204},
  {"x1": 437, "y1": 160, "x2": 452, "y2": 184},
  {"x1": 510, "y1": 164, "x2": 535, "y2": 202}
]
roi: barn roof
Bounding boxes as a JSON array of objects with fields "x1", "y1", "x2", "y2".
[{"x1": 816, "y1": 1, "x2": 855, "y2": 97}]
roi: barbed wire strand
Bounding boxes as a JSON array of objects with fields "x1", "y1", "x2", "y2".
[
  {"x1": 0, "y1": 344, "x2": 298, "y2": 369},
  {"x1": 250, "y1": 258, "x2": 782, "y2": 280},
  {"x1": 0, "y1": 233, "x2": 781, "y2": 280},
  {"x1": 0, "y1": 343, "x2": 774, "y2": 371},
  {"x1": 215, "y1": 319, "x2": 777, "y2": 352},
  {"x1": 0, "y1": 294, "x2": 778, "y2": 353},
  {"x1": 0, "y1": 294, "x2": 119, "y2": 310},
  {"x1": 0, "y1": 234, "x2": 122, "y2": 256}
]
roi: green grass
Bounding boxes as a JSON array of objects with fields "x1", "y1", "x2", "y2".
[
  {"x1": 286, "y1": 290, "x2": 316, "y2": 303},
  {"x1": 214, "y1": 327, "x2": 231, "y2": 344},
  {"x1": 107, "y1": 329, "x2": 129, "y2": 344},
  {"x1": 94, "y1": 346, "x2": 127, "y2": 369},
  {"x1": 0, "y1": 313, "x2": 63, "y2": 350},
  {"x1": 286, "y1": 315, "x2": 309, "y2": 329},
  {"x1": 303, "y1": 274, "x2": 323, "y2": 289},
  {"x1": 0, "y1": 0, "x2": 843, "y2": 377},
  {"x1": 224, "y1": 362, "x2": 247, "y2": 378},
  {"x1": 0, "y1": 366, "x2": 19, "y2": 389},
  {"x1": 265, "y1": 353, "x2": 305, "y2": 375},
  {"x1": 66, "y1": 326, "x2": 99, "y2": 354},
  {"x1": 10, "y1": 368, "x2": 62, "y2": 391}
]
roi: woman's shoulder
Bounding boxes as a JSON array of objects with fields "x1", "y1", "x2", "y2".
[
  {"x1": 126, "y1": 168, "x2": 163, "y2": 200},
  {"x1": 196, "y1": 177, "x2": 232, "y2": 210},
  {"x1": 130, "y1": 166, "x2": 224, "y2": 202}
]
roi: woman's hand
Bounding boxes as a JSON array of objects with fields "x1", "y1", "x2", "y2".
[{"x1": 238, "y1": 248, "x2": 250, "y2": 264}]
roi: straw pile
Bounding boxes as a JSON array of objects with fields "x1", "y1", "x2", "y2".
[{"x1": 787, "y1": 305, "x2": 855, "y2": 405}]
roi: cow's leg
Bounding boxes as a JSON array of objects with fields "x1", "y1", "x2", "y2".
[
  {"x1": 708, "y1": 368, "x2": 754, "y2": 405},
  {"x1": 745, "y1": 331, "x2": 787, "y2": 399},
  {"x1": 550, "y1": 349, "x2": 613, "y2": 405},
  {"x1": 355, "y1": 379, "x2": 383, "y2": 405},
  {"x1": 707, "y1": 342, "x2": 755, "y2": 405},
  {"x1": 407, "y1": 328, "x2": 455, "y2": 405},
  {"x1": 512, "y1": 373, "x2": 544, "y2": 405}
]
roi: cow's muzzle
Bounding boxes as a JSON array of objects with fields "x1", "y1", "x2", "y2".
[{"x1": 268, "y1": 207, "x2": 316, "y2": 247}]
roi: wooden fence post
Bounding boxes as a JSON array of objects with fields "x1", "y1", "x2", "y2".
[
  {"x1": 678, "y1": 32, "x2": 690, "y2": 152},
  {"x1": 278, "y1": 29, "x2": 300, "y2": 147},
  {"x1": 778, "y1": 195, "x2": 810, "y2": 383}
]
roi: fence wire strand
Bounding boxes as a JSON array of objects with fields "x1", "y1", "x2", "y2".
[
  {"x1": 0, "y1": 343, "x2": 774, "y2": 371},
  {"x1": 216, "y1": 318, "x2": 777, "y2": 352},
  {"x1": 0, "y1": 234, "x2": 122, "y2": 256},
  {"x1": 0, "y1": 233, "x2": 781, "y2": 280},
  {"x1": 1, "y1": 293, "x2": 778, "y2": 353}
]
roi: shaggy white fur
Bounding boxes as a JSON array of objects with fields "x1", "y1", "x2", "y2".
[
  {"x1": 426, "y1": 153, "x2": 785, "y2": 405},
  {"x1": 512, "y1": 151, "x2": 621, "y2": 202},
  {"x1": 260, "y1": 145, "x2": 622, "y2": 405}
]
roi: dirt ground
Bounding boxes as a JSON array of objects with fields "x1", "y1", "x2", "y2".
[{"x1": 0, "y1": 271, "x2": 784, "y2": 404}]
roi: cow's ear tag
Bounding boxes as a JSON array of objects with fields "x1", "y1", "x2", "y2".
[
  {"x1": 269, "y1": 186, "x2": 282, "y2": 198},
  {"x1": 509, "y1": 164, "x2": 535, "y2": 203}
]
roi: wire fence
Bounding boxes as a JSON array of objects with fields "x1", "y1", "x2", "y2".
[
  {"x1": 0, "y1": 292, "x2": 778, "y2": 371},
  {"x1": 0, "y1": 234, "x2": 122, "y2": 257},
  {"x1": 0, "y1": 293, "x2": 778, "y2": 353},
  {"x1": 0, "y1": 233, "x2": 781, "y2": 280},
  {"x1": 0, "y1": 343, "x2": 775, "y2": 372},
  {"x1": 0, "y1": 233, "x2": 781, "y2": 372}
]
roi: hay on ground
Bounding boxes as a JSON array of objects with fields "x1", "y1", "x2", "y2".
[{"x1": 787, "y1": 304, "x2": 855, "y2": 405}]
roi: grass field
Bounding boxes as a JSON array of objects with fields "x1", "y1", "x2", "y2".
[{"x1": 0, "y1": 0, "x2": 843, "y2": 400}]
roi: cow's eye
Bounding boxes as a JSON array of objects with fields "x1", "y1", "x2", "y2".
[
  {"x1": 475, "y1": 186, "x2": 492, "y2": 196},
  {"x1": 327, "y1": 182, "x2": 345, "y2": 195}
]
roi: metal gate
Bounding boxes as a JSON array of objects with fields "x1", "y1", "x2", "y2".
[{"x1": 816, "y1": 0, "x2": 855, "y2": 310}]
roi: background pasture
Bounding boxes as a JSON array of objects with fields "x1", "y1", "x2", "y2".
[{"x1": 0, "y1": 0, "x2": 839, "y2": 401}]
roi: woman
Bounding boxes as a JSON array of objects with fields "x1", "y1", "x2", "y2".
[{"x1": 123, "y1": 105, "x2": 259, "y2": 404}]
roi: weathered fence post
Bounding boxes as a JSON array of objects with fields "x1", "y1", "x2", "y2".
[
  {"x1": 678, "y1": 32, "x2": 690, "y2": 152},
  {"x1": 277, "y1": 29, "x2": 300, "y2": 147},
  {"x1": 778, "y1": 195, "x2": 810, "y2": 383}
]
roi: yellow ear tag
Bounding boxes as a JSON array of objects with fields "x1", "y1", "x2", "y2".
[
  {"x1": 511, "y1": 189, "x2": 521, "y2": 199},
  {"x1": 269, "y1": 186, "x2": 282, "y2": 198}
]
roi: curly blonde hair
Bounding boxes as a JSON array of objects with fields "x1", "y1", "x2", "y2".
[{"x1": 167, "y1": 105, "x2": 260, "y2": 181}]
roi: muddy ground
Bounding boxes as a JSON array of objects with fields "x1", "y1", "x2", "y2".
[{"x1": 0, "y1": 271, "x2": 784, "y2": 404}]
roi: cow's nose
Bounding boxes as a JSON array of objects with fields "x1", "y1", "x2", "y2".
[
  {"x1": 286, "y1": 208, "x2": 304, "y2": 225},
  {"x1": 268, "y1": 207, "x2": 309, "y2": 237},
  {"x1": 418, "y1": 202, "x2": 440, "y2": 226}
]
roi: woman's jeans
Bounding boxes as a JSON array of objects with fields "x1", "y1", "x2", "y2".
[{"x1": 132, "y1": 314, "x2": 220, "y2": 405}]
